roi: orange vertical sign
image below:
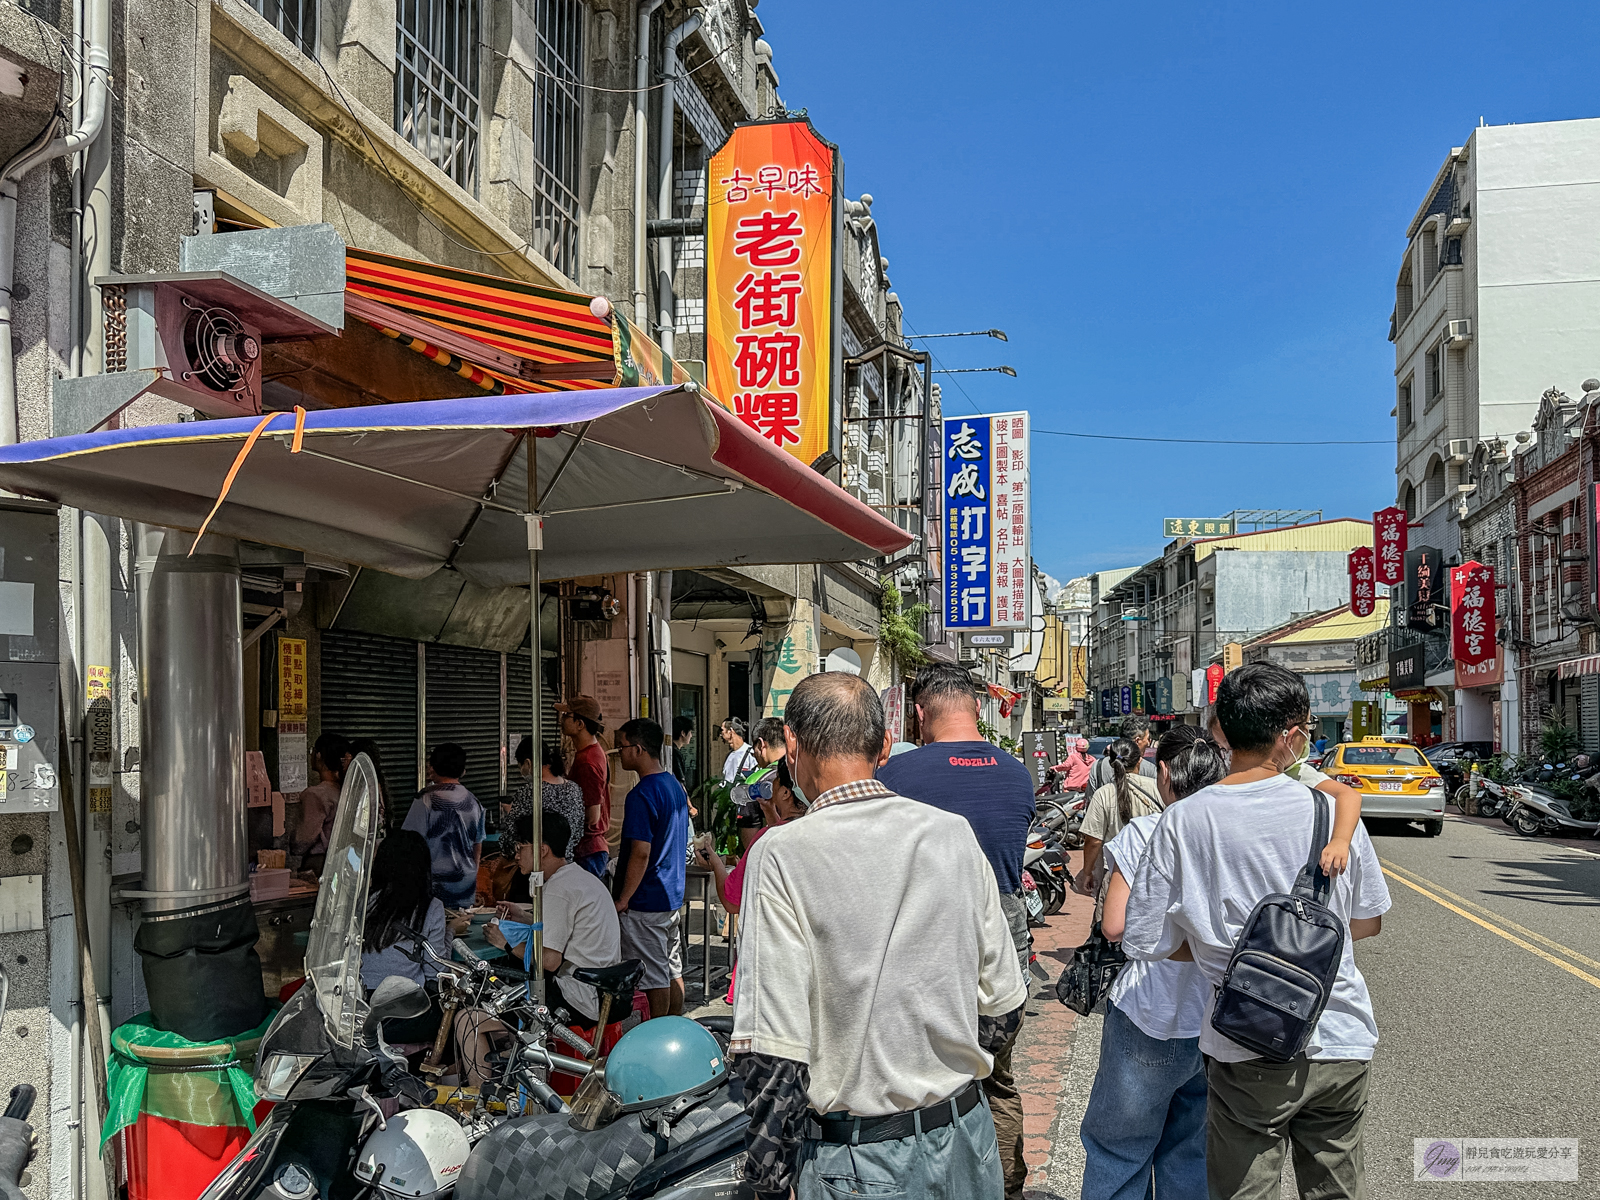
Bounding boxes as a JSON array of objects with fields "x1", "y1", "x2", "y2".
[
  {"x1": 278, "y1": 637, "x2": 308, "y2": 721},
  {"x1": 706, "y1": 119, "x2": 837, "y2": 466}
]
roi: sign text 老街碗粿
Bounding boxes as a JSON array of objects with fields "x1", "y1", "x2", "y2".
[
  {"x1": 706, "y1": 120, "x2": 839, "y2": 466},
  {"x1": 943, "y1": 412, "x2": 1030, "y2": 632}
]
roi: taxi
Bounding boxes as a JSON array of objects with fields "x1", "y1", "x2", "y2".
[{"x1": 1327, "y1": 736, "x2": 1445, "y2": 836}]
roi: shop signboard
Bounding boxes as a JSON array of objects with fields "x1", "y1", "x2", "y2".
[
  {"x1": 1043, "y1": 696, "x2": 1071, "y2": 712},
  {"x1": 1204, "y1": 662, "x2": 1224, "y2": 704},
  {"x1": 1100, "y1": 688, "x2": 1115, "y2": 718},
  {"x1": 1022, "y1": 730, "x2": 1060, "y2": 788},
  {"x1": 1348, "y1": 545, "x2": 1376, "y2": 617},
  {"x1": 1069, "y1": 645, "x2": 1088, "y2": 700},
  {"x1": 1593, "y1": 484, "x2": 1600, "y2": 612},
  {"x1": 1120, "y1": 685, "x2": 1132, "y2": 715},
  {"x1": 1405, "y1": 545, "x2": 1443, "y2": 631},
  {"x1": 1390, "y1": 640, "x2": 1426, "y2": 691},
  {"x1": 1153, "y1": 676, "x2": 1173, "y2": 714},
  {"x1": 1352, "y1": 700, "x2": 1381, "y2": 740},
  {"x1": 706, "y1": 119, "x2": 840, "y2": 467},
  {"x1": 1451, "y1": 561, "x2": 1503, "y2": 687},
  {"x1": 1130, "y1": 680, "x2": 1145, "y2": 713},
  {"x1": 1192, "y1": 668, "x2": 1206, "y2": 708},
  {"x1": 881, "y1": 683, "x2": 904, "y2": 744},
  {"x1": 1163, "y1": 518, "x2": 1236, "y2": 538},
  {"x1": 278, "y1": 637, "x2": 308, "y2": 720},
  {"x1": 1173, "y1": 673, "x2": 1189, "y2": 713},
  {"x1": 1373, "y1": 505, "x2": 1407, "y2": 586},
  {"x1": 942, "y1": 411, "x2": 1031, "y2": 632}
]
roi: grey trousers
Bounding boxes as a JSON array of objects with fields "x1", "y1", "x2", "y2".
[{"x1": 795, "y1": 1093, "x2": 1005, "y2": 1200}]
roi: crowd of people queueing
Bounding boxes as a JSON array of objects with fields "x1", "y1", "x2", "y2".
[{"x1": 307, "y1": 655, "x2": 1390, "y2": 1200}]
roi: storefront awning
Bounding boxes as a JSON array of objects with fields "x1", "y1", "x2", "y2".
[
  {"x1": 344, "y1": 248, "x2": 692, "y2": 395},
  {"x1": 1557, "y1": 654, "x2": 1600, "y2": 680},
  {"x1": 0, "y1": 387, "x2": 911, "y2": 585}
]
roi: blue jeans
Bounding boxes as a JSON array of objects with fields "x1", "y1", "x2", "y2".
[
  {"x1": 576, "y1": 850, "x2": 608, "y2": 879},
  {"x1": 1080, "y1": 1002, "x2": 1208, "y2": 1200}
]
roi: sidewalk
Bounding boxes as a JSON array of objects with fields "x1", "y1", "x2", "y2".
[{"x1": 1017, "y1": 895, "x2": 1094, "y2": 1198}]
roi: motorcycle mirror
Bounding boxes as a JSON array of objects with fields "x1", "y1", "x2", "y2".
[{"x1": 361, "y1": 976, "x2": 430, "y2": 1047}]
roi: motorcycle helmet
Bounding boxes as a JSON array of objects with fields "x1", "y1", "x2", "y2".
[
  {"x1": 355, "y1": 1109, "x2": 471, "y2": 1199},
  {"x1": 604, "y1": 1015, "x2": 727, "y2": 1111}
]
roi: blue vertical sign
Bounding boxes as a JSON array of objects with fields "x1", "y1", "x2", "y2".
[
  {"x1": 1120, "y1": 685, "x2": 1132, "y2": 715},
  {"x1": 943, "y1": 411, "x2": 1030, "y2": 632}
]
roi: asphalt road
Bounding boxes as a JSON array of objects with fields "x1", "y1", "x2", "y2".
[
  {"x1": 1035, "y1": 814, "x2": 1600, "y2": 1198},
  {"x1": 1358, "y1": 814, "x2": 1600, "y2": 1197}
]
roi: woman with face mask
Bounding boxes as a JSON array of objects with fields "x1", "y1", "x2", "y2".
[{"x1": 1080, "y1": 725, "x2": 1227, "y2": 1200}]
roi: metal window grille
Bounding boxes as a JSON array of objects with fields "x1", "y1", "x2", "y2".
[
  {"x1": 531, "y1": 0, "x2": 584, "y2": 278},
  {"x1": 396, "y1": 0, "x2": 481, "y2": 195},
  {"x1": 250, "y1": 0, "x2": 317, "y2": 56}
]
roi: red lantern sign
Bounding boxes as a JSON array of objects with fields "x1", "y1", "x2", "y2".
[
  {"x1": 1372, "y1": 506, "x2": 1408, "y2": 586},
  {"x1": 1348, "y1": 546, "x2": 1376, "y2": 617},
  {"x1": 1204, "y1": 662, "x2": 1225, "y2": 705},
  {"x1": 1451, "y1": 561, "x2": 1503, "y2": 687}
]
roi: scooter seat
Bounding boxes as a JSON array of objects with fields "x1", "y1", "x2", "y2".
[
  {"x1": 570, "y1": 959, "x2": 644, "y2": 1000},
  {"x1": 457, "y1": 1082, "x2": 746, "y2": 1200}
]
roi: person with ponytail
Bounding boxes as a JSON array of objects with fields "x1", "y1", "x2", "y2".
[
  {"x1": 1073, "y1": 736, "x2": 1163, "y2": 916},
  {"x1": 1078, "y1": 725, "x2": 1228, "y2": 1199}
]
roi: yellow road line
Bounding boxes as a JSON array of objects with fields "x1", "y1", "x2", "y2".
[
  {"x1": 1380, "y1": 866, "x2": 1600, "y2": 991},
  {"x1": 1381, "y1": 859, "x2": 1600, "y2": 973}
]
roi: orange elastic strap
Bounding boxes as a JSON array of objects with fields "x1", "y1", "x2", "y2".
[
  {"x1": 290, "y1": 405, "x2": 307, "y2": 454},
  {"x1": 189, "y1": 411, "x2": 284, "y2": 554}
]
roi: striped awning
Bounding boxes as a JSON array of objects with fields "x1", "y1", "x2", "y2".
[
  {"x1": 344, "y1": 248, "x2": 693, "y2": 396},
  {"x1": 1557, "y1": 654, "x2": 1600, "y2": 680}
]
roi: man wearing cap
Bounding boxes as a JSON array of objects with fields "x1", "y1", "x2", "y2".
[{"x1": 557, "y1": 695, "x2": 611, "y2": 879}]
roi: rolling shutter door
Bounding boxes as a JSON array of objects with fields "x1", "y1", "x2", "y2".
[
  {"x1": 320, "y1": 629, "x2": 418, "y2": 829},
  {"x1": 507, "y1": 651, "x2": 560, "y2": 770},
  {"x1": 424, "y1": 643, "x2": 505, "y2": 803}
]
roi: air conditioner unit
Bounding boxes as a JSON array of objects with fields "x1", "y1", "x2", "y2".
[
  {"x1": 1445, "y1": 319, "x2": 1473, "y2": 345},
  {"x1": 1489, "y1": 440, "x2": 1512, "y2": 463},
  {"x1": 1447, "y1": 438, "x2": 1474, "y2": 463},
  {"x1": 103, "y1": 271, "x2": 336, "y2": 419}
]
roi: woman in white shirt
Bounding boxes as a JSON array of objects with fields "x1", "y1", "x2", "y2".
[{"x1": 1078, "y1": 725, "x2": 1227, "y2": 1200}]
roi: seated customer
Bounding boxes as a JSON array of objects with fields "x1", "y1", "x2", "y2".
[
  {"x1": 462, "y1": 812, "x2": 623, "y2": 1086},
  {"x1": 360, "y1": 830, "x2": 449, "y2": 1042}
]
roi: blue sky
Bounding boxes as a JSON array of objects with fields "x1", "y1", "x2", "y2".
[{"x1": 758, "y1": 1, "x2": 1600, "y2": 583}]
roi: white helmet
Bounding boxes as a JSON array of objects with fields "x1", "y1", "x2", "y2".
[{"x1": 355, "y1": 1109, "x2": 471, "y2": 1199}]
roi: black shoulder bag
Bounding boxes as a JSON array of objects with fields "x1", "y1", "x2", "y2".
[
  {"x1": 1209, "y1": 788, "x2": 1345, "y2": 1062},
  {"x1": 1055, "y1": 922, "x2": 1126, "y2": 1016}
]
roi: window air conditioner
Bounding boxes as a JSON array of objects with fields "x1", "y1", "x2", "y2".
[
  {"x1": 1445, "y1": 319, "x2": 1473, "y2": 345},
  {"x1": 1447, "y1": 438, "x2": 1473, "y2": 463}
]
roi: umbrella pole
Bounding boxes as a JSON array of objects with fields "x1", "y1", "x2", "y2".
[{"x1": 528, "y1": 437, "x2": 545, "y2": 1006}]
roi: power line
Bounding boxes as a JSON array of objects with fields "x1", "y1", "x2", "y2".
[{"x1": 1034, "y1": 429, "x2": 1389, "y2": 446}]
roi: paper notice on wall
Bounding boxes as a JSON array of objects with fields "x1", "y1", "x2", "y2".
[
  {"x1": 278, "y1": 720, "x2": 308, "y2": 793},
  {"x1": 582, "y1": 638, "x2": 632, "y2": 731}
]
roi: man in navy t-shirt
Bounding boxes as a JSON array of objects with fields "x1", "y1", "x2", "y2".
[
  {"x1": 875, "y1": 663, "x2": 1036, "y2": 1200},
  {"x1": 614, "y1": 718, "x2": 690, "y2": 1017}
]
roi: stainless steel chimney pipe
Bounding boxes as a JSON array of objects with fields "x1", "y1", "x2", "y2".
[{"x1": 133, "y1": 525, "x2": 248, "y2": 914}]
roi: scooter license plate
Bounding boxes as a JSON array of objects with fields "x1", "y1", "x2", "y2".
[{"x1": 1379, "y1": 781, "x2": 1404, "y2": 792}]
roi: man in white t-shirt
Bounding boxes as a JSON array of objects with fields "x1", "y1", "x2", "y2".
[
  {"x1": 491, "y1": 811, "x2": 621, "y2": 1025},
  {"x1": 732, "y1": 672, "x2": 1026, "y2": 1200},
  {"x1": 1123, "y1": 663, "x2": 1392, "y2": 1200}
]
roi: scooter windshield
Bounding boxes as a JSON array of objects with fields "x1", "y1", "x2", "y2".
[{"x1": 304, "y1": 754, "x2": 381, "y2": 1049}]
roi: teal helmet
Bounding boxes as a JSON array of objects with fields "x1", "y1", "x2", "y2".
[{"x1": 603, "y1": 1016, "x2": 728, "y2": 1111}]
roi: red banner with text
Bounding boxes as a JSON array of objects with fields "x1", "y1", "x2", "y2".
[
  {"x1": 1349, "y1": 545, "x2": 1376, "y2": 617},
  {"x1": 1451, "y1": 561, "x2": 1502, "y2": 687}
]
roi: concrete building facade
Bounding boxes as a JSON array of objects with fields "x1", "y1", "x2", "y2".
[
  {"x1": 0, "y1": 2, "x2": 940, "y2": 1193},
  {"x1": 1392, "y1": 117, "x2": 1600, "y2": 560}
]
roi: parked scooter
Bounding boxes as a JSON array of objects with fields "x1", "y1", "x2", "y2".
[
  {"x1": 1023, "y1": 823, "x2": 1072, "y2": 919},
  {"x1": 1497, "y1": 765, "x2": 1600, "y2": 839}
]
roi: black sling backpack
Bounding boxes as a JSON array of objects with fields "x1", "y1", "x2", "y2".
[{"x1": 1210, "y1": 789, "x2": 1346, "y2": 1063}]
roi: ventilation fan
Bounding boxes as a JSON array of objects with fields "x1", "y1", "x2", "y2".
[{"x1": 99, "y1": 271, "x2": 336, "y2": 419}]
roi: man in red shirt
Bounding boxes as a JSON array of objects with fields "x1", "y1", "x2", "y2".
[{"x1": 556, "y1": 695, "x2": 611, "y2": 879}]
